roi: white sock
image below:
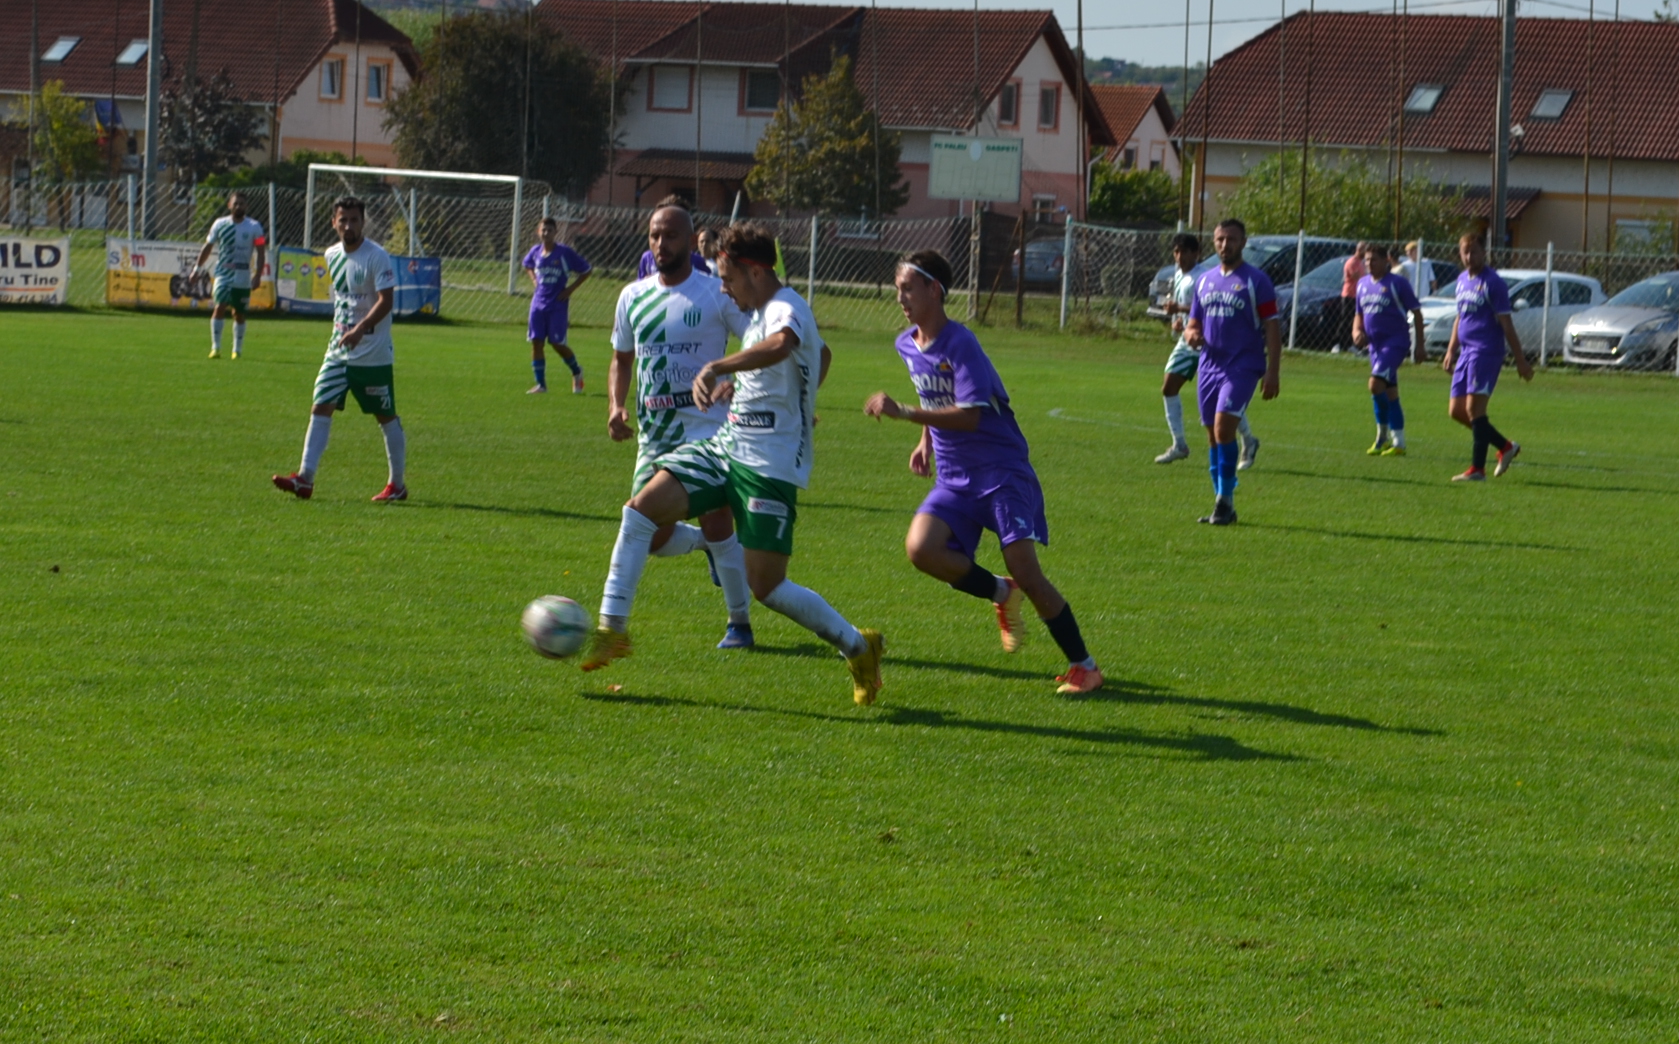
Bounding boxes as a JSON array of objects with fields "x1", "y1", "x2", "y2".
[
  {"x1": 992, "y1": 576, "x2": 1011, "y2": 603},
  {"x1": 1392, "y1": 427, "x2": 1406, "y2": 448},
  {"x1": 211, "y1": 318, "x2": 224, "y2": 350},
  {"x1": 651, "y1": 521, "x2": 705, "y2": 558},
  {"x1": 1236, "y1": 412, "x2": 1254, "y2": 440},
  {"x1": 599, "y1": 506, "x2": 660, "y2": 625},
  {"x1": 299, "y1": 414, "x2": 332, "y2": 481},
  {"x1": 1164, "y1": 394, "x2": 1186, "y2": 446},
  {"x1": 1377, "y1": 423, "x2": 1390, "y2": 441},
  {"x1": 706, "y1": 534, "x2": 753, "y2": 625},
  {"x1": 234, "y1": 322, "x2": 246, "y2": 352},
  {"x1": 761, "y1": 579, "x2": 865, "y2": 657},
  {"x1": 380, "y1": 417, "x2": 406, "y2": 487}
]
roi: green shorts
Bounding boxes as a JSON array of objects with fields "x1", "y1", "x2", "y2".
[
  {"x1": 652, "y1": 437, "x2": 798, "y2": 555},
  {"x1": 313, "y1": 360, "x2": 396, "y2": 415},
  {"x1": 213, "y1": 283, "x2": 251, "y2": 311},
  {"x1": 1164, "y1": 342, "x2": 1201, "y2": 380}
]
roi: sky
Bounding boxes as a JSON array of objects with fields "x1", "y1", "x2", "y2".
[{"x1": 861, "y1": 0, "x2": 1666, "y2": 66}]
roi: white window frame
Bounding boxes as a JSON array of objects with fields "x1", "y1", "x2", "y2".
[
  {"x1": 115, "y1": 40, "x2": 149, "y2": 66},
  {"x1": 43, "y1": 37, "x2": 80, "y2": 63},
  {"x1": 365, "y1": 59, "x2": 390, "y2": 104},
  {"x1": 648, "y1": 65, "x2": 694, "y2": 113},
  {"x1": 320, "y1": 57, "x2": 345, "y2": 101},
  {"x1": 1037, "y1": 82, "x2": 1061, "y2": 130}
]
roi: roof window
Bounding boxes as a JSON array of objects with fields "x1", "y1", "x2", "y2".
[
  {"x1": 115, "y1": 40, "x2": 149, "y2": 66},
  {"x1": 1403, "y1": 84, "x2": 1444, "y2": 115},
  {"x1": 42, "y1": 36, "x2": 80, "y2": 62},
  {"x1": 1529, "y1": 88, "x2": 1573, "y2": 120}
]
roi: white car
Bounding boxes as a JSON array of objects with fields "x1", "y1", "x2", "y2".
[
  {"x1": 1563, "y1": 271, "x2": 1679, "y2": 370},
  {"x1": 1423, "y1": 270, "x2": 1605, "y2": 359}
]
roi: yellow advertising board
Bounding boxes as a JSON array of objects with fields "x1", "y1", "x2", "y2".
[{"x1": 105, "y1": 238, "x2": 275, "y2": 311}]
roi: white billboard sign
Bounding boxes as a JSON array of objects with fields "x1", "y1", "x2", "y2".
[
  {"x1": 928, "y1": 136, "x2": 1023, "y2": 203},
  {"x1": 0, "y1": 236, "x2": 71, "y2": 305}
]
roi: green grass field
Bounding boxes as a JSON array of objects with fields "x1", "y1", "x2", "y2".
[{"x1": 3, "y1": 309, "x2": 1678, "y2": 1041}]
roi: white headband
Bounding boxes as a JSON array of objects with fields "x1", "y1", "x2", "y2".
[{"x1": 902, "y1": 262, "x2": 946, "y2": 297}]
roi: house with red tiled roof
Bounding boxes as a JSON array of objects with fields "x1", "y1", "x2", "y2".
[
  {"x1": 0, "y1": 0, "x2": 417, "y2": 176},
  {"x1": 1091, "y1": 85, "x2": 1178, "y2": 178},
  {"x1": 539, "y1": 0, "x2": 1114, "y2": 220},
  {"x1": 1180, "y1": 12, "x2": 1679, "y2": 250}
]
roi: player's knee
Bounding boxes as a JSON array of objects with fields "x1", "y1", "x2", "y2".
[
  {"x1": 749, "y1": 576, "x2": 781, "y2": 602},
  {"x1": 904, "y1": 534, "x2": 941, "y2": 573}
]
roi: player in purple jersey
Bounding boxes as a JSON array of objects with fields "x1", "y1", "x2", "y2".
[
  {"x1": 863, "y1": 250, "x2": 1103, "y2": 695},
  {"x1": 1350, "y1": 243, "x2": 1426, "y2": 456},
  {"x1": 1184, "y1": 218, "x2": 1282, "y2": 526},
  {"x1": 1441, "y1": 233, "x2": 1532, "y2": 481},
  {"x1": 522, "y1": 217, "x2": 592, "y2": 394}
]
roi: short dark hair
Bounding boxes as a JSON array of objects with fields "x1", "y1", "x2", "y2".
[
  {"x1": 1172, "y1": 233, "x2": 1200, "y2": 254},
  {"x1": 1365, "y1": 242, "x2": 1391, "y2": 260},
  {"x1": 718, "y1": 222, "x2": 778, "y2": 269},
  {"x1": 1215, "y1": 217, "x2": 1246, "y2": 237},
  {"x1": 898, "y1": 249, "x2": 953, "y2": 296},
  {"x1": 228, "y1": 189, "x2": 248, "y2": 202},
  {"x1": 1460, "y1": 231, "x2": 1486, "y2": 248},
  {"x1": 538, "y1": 215, "x2": 558, "y2": 230},
  {"x1": 653, "y1": 193, "x2": 692, "y2": 212},
  {"x1": 332, "y1": 195, "x2": 365, "y2": 218}
]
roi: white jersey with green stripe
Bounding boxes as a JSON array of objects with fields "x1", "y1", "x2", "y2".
[
  {"x1": 721, "y1": 286, "x2": 824, "y2": 489},
  {"x1": 611, "y1": 270, "x2": 746, "y2": 454},
  {"x1": 323, "y1": 238, "x2": 397, "y2": 366},
  {"x1": 205, "y1": 215, "x2": 266, "y2": 289}
]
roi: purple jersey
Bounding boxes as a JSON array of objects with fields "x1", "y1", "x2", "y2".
[
  {"x1": 1189, "y1": 262, "x2": 1278, "y2": 373},
  {"x1": 894, "y1": 321, "x2": 1033, "y2": 492},
  {"x1": 637, "y1": 250, "x2": 711, "y2": 279},
  {"x1": 1356, "y1": 272, "x2": 1421, "y2": 350},
  {"x1": 1453, "y1": 267, "x2": 1511, "y2": 355},
  {"x1": 523, "y1": 243, "x2": 591, "y2": 311}
]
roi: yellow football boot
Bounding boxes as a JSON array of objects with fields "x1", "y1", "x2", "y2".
[
  {"x1": 579, "y1": 628, "x2": 632, "y2": 672},
  {"x1": 846, "y1": 629, "x2": 884, "y2": 705}
]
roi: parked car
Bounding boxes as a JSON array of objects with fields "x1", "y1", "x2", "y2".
[
  {"x1": 1146, "y1": 234, "x2": 1357, "y2": 319},
  {"x1": 1563, "y1": 271, "x2": 1679, "y2": 369},
  {"x1": 1274, "y1": 255, "x2": 1352, "y2": 349},
  {"x1": 1422, "y1": 270, "x2": 1606, "y2": 359},
  {"x1": 1010, "y1": 238, "x2": 1065, "y2": 286}
]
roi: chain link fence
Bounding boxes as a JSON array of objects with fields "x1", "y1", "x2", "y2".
[{"x1": 1060, "y1": 221, "x2": 1679, "y2": 374}]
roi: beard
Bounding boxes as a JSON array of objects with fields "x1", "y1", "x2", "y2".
[{"x1": 655, "y1": 250, "x2": 689, "y2": 276}]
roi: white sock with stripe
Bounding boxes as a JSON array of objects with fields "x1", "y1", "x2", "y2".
[
  {"x1": 380, "y1": 417, "x2": 406, "y2": 487},
  {"x1": 234, "y1": 322, "x2": 246, "y2": 353},
  {"x1": 599, "y1": 506, "x2": 660, "y2": 626},
  {"x1": 1237, "y1": 412, "x2": 1255, "y2": 440},
  {"x1": 1164, "y1": 394, "x2": 1186, "y2": 447},
  {"x1": 705, "y1": 534, "x2": 752, "y2": 625},
  {"x1": 211, "y1": 318, "x2": 224, "y2": 351},
  {"x1": 299, "y1": 414, "x2": 332, "y2": 481},
  {"x1": 761, "y1": 579, "x2": 865, "y2": 657},
  {"x1": 651, "y1": 521, "x2": 705, "y2": 558}
]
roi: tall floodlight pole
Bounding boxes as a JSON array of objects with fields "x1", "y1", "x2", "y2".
[
  {"x1": 27, "y1": 0, "x2": 38, "y2": 231},
  {"x1": 1581, "y1": 0, "x2": 1593, "y2": 251},
  {"x1": 1490, "y1": 0, "x2": 1516, "y2": 249},
  {"x1": 1604, "y1": 0, "x2": 1619, "y2": 252},
  {"x1": 1197, "y1": 0, "x2": 1214, "y2": 234},
  {"x1": 1395, "y1": 0, "x2": 1407, "y2": 238},
  {"x1": 694, "y1": 5, "x2": 704, "y2": 207},
  {"x1": 1178, "y1": 0, "x2": 1191, "y2": 227},
  {"x1": 1297, "y1": 0, "x2": 1313, "y2": 232},
  {"x1": 1076, "y1": 0, "x2": 1085, "y2": 219},
  {"x1": 142, "y1": 0, "x2": 164, "y2": 238}
]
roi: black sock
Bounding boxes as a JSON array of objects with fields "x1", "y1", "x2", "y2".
[
  {"x1": 951, "y1": 561, "x2": 999, "y2": 601},
  {"x1": 1471, "y1": 416, "x2": 1506, "y2": 469},
  {"x1": 1043, "y1": 602, "x2": 1091, "y2": 665}
]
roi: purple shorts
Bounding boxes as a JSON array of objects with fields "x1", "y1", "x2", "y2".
[
  {"x1": 1369, "y1": 341, "x2": 1408, "y2": 385},
  {"x1": 528, "y1": 303, "x2": 571, "y2": 345},
  {"x1": 918, "y1": 473, "x2": 1049, "y2": 559},
  {"x1": 1196, "y1": 359, "x2": 1262, "y2": 427},
  {"x1": 1450, "y1": 350, "x2": 1502, "y2": 398}
]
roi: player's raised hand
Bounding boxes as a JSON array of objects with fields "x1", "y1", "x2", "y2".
[
  {"x1": 864, "y1": 391, "x2": 902, "y2": 420},
  {"x1": 607, "y1": 406, "x2": 633, "y2": 442}
]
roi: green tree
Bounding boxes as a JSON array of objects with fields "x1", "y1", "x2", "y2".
[
  {"x1": 1219, "y1": 150, "x2": 1467, "y2": 244},
  {"x1": 7, "y1": 80, "x2": 102, "y2": 183},
  {"x1": 1087, "y1": 164, "x2": 1177, "y2": 226},
  {"x1": 386, "y1": 11, "x2": 615, "y2": 195},
  {"x1": 747, "y1": 55, "x2": 909, "y2": 218},
  {"x1": 159, "y1": 69, "x2": 266, "y2": 187},
  {"x1": 200, "y1": 148, "x2": 370, "y2": 192}
]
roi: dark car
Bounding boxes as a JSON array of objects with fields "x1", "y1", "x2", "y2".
[
  {"x1": 1010, "y1": 238, "x2": 1066, "y2": 286},
  {"x1": 1147, "y1": 234, "x2": 1358, "y2": 320}
]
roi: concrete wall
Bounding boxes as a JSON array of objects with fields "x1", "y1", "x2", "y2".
[
  {"x1": 1115, "y1": 106, "x2": 1180, "y2": 179},
  {"x1": 277, "y1": 42, "x2": 412, "y2": 166}
]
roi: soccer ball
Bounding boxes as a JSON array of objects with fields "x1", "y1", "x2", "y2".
[{"x1": 521, "y1": 595, "x2": 592, "y2": 659}]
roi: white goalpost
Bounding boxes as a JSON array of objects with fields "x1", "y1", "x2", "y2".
[{"x1": 303, "y1": 164, "x2": 526, "y2": 294}]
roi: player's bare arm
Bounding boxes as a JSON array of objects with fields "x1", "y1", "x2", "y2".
[
  {"x1": 190, "y1": 242, "x2": 214, "y2": 280},
  {"x1": 607, "y1": 349, "x2": 635, "y2": 441},
  {"x1": 692, "y1": 329, "x2": 798, "y2": 410},
  {"x1": 340, "y1": 288, "x2": 394, "y2": 350},
  {"x1": 1411, "y1": 310, "x2": 1427, "y2": 363},
  {"x1": 1352, "y1": 311, "x2": 1369, "y2": 348},
  {"x1": 251, "y1": 244, "x2": 266, "y2": 291},
  {"x1": 1184, "y1": 318, "x2": 1206, "y2": 348},
  {"x1": 1262, "y1": 318, "x2": 1282, "y2": 400},
  {"x1": 908, "y1": 426, "x2": 933, "y2": 477},
  {"x1": 863, "y1": 392, "x2": 982, "y2": 431},
  {"x1": 559, "y1": 270, "x2": 591, "y2": 302},
  {"x1": 1442, "y1": 316, "x2": 1461, "y2": 372},
  {"x1": 1499, "y1": 314, "x2": 1534, "y2": 380}
]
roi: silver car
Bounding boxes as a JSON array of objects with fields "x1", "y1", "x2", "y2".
[
  {"x1": 1563, "y1": 272, "x2": 1679, "y2": 370},
  {"x1": 1423, "y1": 270, "x2": 1605, "y2": 359}
]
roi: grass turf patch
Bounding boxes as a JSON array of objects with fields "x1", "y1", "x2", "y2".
[{"x1": 2, "y1": 309, "x2": 1677, "y2": 1040}]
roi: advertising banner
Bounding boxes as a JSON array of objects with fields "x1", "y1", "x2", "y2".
[
  {"x1": 928, "y1": 136, "x2": 1023, "y2": 203},
  {"x1": 0, "y1": 236, "x2": 72, "y2": 305},
  {"x1": 105, "y1": 238, "x2": 275, "y2": 311},
  {"x1": 277, "y1": 247, "x2": 442, "y2": 318}
]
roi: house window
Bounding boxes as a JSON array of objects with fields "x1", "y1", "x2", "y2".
[
  {"x1": 115, "y1": 40, "x2": 148, "y2": 66},
  {"x1": 1403, "y1": 84, "x2": 1444, "y2": 115},
  {"x1": 1530, "y1": 88, "x2": 1573, "y2": 120},
  {"x1": 1037, "y1": 82, "x2": 1060, "y2": 129},
  {"x1": 42, "y1": 37, "x2": 80, "y2": 63},
  {"x1": 366, "y1": 60, "x2": 390, "y2": 104},
  {"x1": 998, "y1": 82, "x2": 1020, "y2": 126},
  {"x1": 1150, "y1": 143, "x2": 1168, "y2": 170},
  {"x1": 320, "y1": 58, "x2": 344, "y2": 100},
  {"x1": 649, "y1": 65, "x2": 693, "y2": 112},
  {"x1": 1032, "y1": 195, "x2": 1057, "y2": 222},
  {"x1": 743, "y1": 69, "x2": 779, "y2": 112},
  {"x1": 1121, "y1": 146, "x2": 1137, "y2": 170}
]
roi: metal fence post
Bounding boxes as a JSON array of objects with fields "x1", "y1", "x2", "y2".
[
  {"x1": 408, "y1": 187, "x2": 418, "y2": 256},
  {"x1": 1288, "y1": 228, "x2": 1305, "y2": 349},
  {"x1": 967, "y1": 202, "x2": 981, "y2": 321},
  {"x1": 126, "y1": 174, "x2": 136, "y2": 245},
  {"x1": 1059, "y1": 221, "x2": 1075, "y2": 329},
  {"x1": 808, "y1": 213, "x2": 818, "y2": 302},
  {"x1": 1541, "y1": 241, "x2": 1553, "y2": 368},
  {"x1": 507, "y1": 177, "x2": 524, "y2": 295},
  {"x1": 267, "y1": 181, "x2": 277, "y2": 250},
  {"x1": 303, "y1": 166, "x2": 316, "y2": 251}
]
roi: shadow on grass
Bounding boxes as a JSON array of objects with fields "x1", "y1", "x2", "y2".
[
  {"x1": 409, "y1": 501, "x2": 619, "y2": 523},
  {"x1": 754, "y1": 643, "x2": 1049, "y2": 681},
  {"x1": 1263, "y1": 467, "x2": 1443, "y2": 490},
  {"x1": 801, "y1": 500, "x2": 905, "y2": 515},
  {"x1": 1517, "y1": 478, "x2": 1679, "y2": 496},
  {"x1": 1247, "y1": 521, "x2": 1576, "y2": 553},
  {"x1": 580, "y1": 690, "x2": 1298, "y2": 762}
]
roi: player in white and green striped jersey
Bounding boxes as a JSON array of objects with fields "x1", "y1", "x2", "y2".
[
  {"x1": 191, "y1": 190, "x2": 266, "y2": 359},
  {"x1": 606, "y1": 203, "x2": 755, "y2": 648}
]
